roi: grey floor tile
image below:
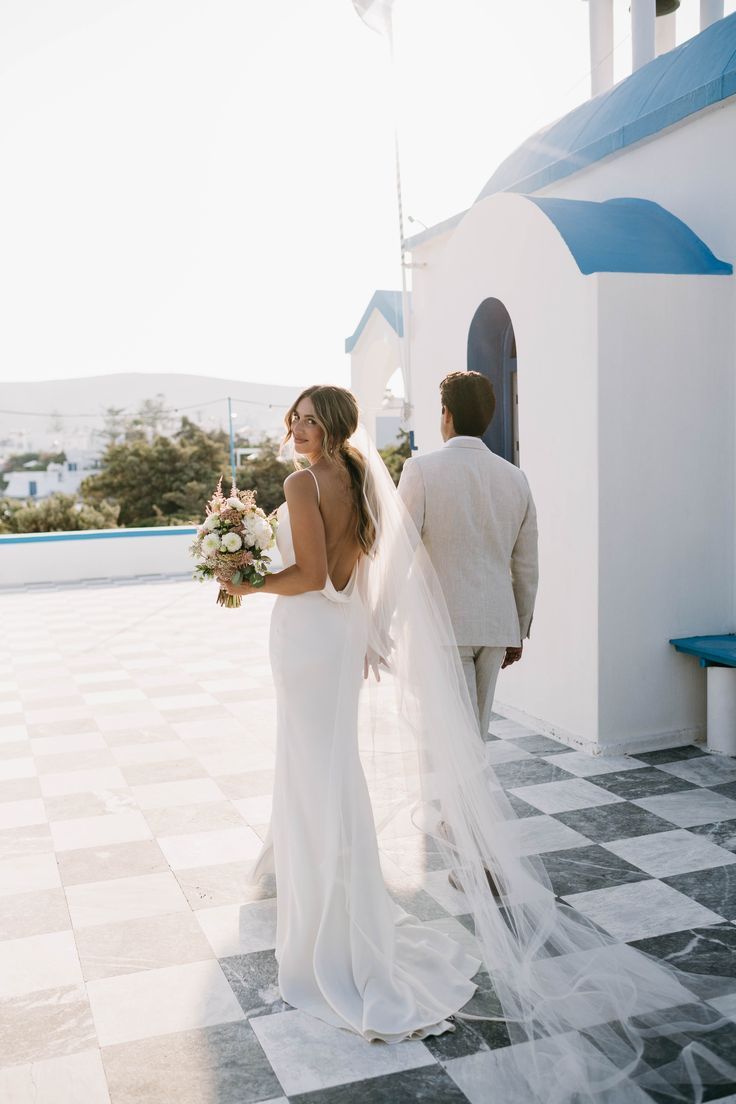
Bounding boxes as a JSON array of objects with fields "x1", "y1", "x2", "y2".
[
  {"x1": 505, "y1": 734, "x2": 568, "y2": 756},
  {"x1": 539, "y1": 844, "x2": 650, "y2": 897},
  {"x1": 102, "y1": 1019, "x2": 282, "y2": 1104},
  {"x1": 289, "y1": 1065, "x2": 470, "y2": 1104},
  {"x1": 220, "y1": 949, "x2": 292, "y2": 1020},
  {"x1": 585, "y1": 768, "x2": 697, "y2": 801},
  {"x1": 504, "y1": 792, "x2": 540, "y2": 819},
  {"x1": 628, "y1": 922, "x2": 736, "y2": 982},
  {"x1": 662, "y1": 865, "x2": 736, "y2": 923},
  {"x1": 633, "y1": 746, "x2": 708, "y2": 765},
  {"x1": 553, "y1": 801, "x2": 676, "y2": 843},
  {"x1": 689, "y1": 819, "x2": 736, "y2": 854},
  {"x1": 491, "y1": 758, "x2": 574, "y2": 788}
]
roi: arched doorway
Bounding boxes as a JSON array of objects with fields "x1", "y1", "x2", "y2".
[{"x1": 466, "y1": 298, "x2": 519, "y2": 465}]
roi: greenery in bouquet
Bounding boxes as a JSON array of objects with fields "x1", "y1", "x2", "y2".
[{"x1": 190, "y1": 477, "x2": 278, "y2": 608}]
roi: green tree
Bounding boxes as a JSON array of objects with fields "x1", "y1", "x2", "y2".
[
  {"x1": 1, "y1": 450, "x2": 66, "y2": 473},
  {"x1": 82, "y1": 418, "x2": 231, "y2": 526},
  {"x1": 379, "y1": 428, "x2": 412, "y2": 485},
  {"x1": 0, "y1": 494, "x2": 119, "y2": 534}
]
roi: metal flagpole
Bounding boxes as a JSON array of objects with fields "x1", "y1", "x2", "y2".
[
  {"x1": 227, "y1": 397, "x2": 237, "y2": 487},
  {"x1": 386, "y1": 11, "x2": 412, "y2": 424},
  {"x1": 353, "y1": 0, "x2": 412, "y2": 425}
]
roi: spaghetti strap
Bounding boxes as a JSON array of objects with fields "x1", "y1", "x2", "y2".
[{"x1": 306, "y1": 466, "x2": 320, "y2": 506}]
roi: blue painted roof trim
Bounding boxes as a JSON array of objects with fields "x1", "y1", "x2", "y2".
[
  {"x1": 478, "y1": 13, "x2": 736, "y2": 200},
  {"x1": 528, "y1": 196, "x2": 732, "y2": 275},
  {"x1": 345, "y1": 289, "x2": 404, "y2": 353},
  {"x1": 0, "y1": 526, "x2": 197, "y2": 546},
  {"x1": 670, "y1": 633, "x2": 736, "y2": 667}
]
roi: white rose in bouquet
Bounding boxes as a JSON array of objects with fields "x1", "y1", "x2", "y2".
[
  {"x1": 203, "y1": 514, "x2": 220, "y2": 531},
  {"x1": 202, "y1": 532, "x2": 221, "y2": 556},
  {"x1": 254, "y1": 517, "x2": 273, "y2": 550},
  {"x1": 221, "y1": 531, "x2": 243, "y2": 553},
  {"x1": 227, "y1": 496, "x2": 247, "y2": 512}
]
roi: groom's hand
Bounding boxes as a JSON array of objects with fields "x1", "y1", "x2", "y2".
[
  {"x1": 502, "y1": 645, "x2": 523, "y2": 669},
  {"x1": 363, "y1": 648, "x2": 388, "y2": 681}
]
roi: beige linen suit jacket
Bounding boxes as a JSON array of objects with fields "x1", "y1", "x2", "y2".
[{"x1": 398, "y1": 436, "x2": 538, "y2": 648}]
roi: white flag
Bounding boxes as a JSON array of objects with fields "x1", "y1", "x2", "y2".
[{"x1": 352, "y1": 0, "x2": 395, "y2": 36}]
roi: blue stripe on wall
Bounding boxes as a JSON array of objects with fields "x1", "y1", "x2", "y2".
[{"x1": 0, "y1": 528, "x2": 197, "y2": 547}]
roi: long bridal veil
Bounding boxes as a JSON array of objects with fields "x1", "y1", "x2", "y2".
[{"x1": 352, "y1": 424, "x2": 736, "y2": 1102}]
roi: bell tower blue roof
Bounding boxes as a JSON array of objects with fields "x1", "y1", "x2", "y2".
[{"x1": 476, "y1": 12, "x2": 736, "y2": 201}]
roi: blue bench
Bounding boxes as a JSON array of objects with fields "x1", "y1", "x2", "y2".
[{"x1": 670, "y1": 634, "x2": 736, "y2": 755}]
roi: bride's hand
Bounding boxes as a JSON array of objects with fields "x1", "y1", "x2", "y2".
[
  {"x1": 218, "y1": 576, "x2": 258, "y2": 597},
  {"x1": 363, "y1": 648, "x2": 389, "y2": 682}
]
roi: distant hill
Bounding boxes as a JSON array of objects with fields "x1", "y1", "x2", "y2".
[{"x1": 0, "y1": 373, "x2": 301, "y2": 453}]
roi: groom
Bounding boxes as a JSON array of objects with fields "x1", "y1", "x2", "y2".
[{"x1": 398, "y1": 370, "x2": 538, "y2": 740}]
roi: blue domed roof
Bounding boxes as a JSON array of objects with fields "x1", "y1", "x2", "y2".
[
  {"x1": 529, "y1": 196, "x2": 731, "y2": 275},
  {"x1": 477, "y1": 13, "x2": 736, "y2": 201}
]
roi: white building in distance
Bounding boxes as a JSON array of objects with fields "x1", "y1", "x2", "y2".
[
  {"x1": 3, "y1": 450, "x2": 101, "y2": 500},
  {"x1": 347, "y1": 2, "x2": 735, "y2": 756}
]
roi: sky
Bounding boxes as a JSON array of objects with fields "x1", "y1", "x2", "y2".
[{"x1": 1, "y1": 0, "x2": 733, "y2": 390}]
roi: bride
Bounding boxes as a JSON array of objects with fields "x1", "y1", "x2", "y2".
[{"x1": 220, "y1": 384, "x2": 736, "y2": 1101}]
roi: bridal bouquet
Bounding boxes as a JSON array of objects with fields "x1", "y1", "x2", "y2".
[{"x1": 190, "y1": 478, "x2": 277, "y2": 608}]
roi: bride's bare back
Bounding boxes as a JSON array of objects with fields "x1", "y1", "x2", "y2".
[{"x1": 300, "y1": 460, "x2": 362, "y2": 592}]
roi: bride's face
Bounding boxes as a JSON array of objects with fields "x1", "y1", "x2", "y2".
[{"x1": 290, "y1": 398, "x2": 324, "y2": 459}]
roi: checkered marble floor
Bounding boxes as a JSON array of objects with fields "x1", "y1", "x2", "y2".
[{"x1": 1, "y1": 576, "x2": 736, "y2": 1103}]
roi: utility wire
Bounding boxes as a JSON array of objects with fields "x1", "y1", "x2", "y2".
[{"x1": 0, "y1": 395, "x2": 291, "y2": 420}]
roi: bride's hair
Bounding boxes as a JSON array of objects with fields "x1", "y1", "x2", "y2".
[{"x1": 283, "y1": 385, "x2": 377, "y2": 554}]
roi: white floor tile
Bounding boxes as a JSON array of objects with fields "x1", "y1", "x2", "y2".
[
  {"x1": 563, "y1": 878, "x2": 724, "y2": 941},
  {"x1": 655, "y1": 756, "x2": 736, "y2": 788},
  {"x1": 111, "y1": 740, "x2": 191, "y2": 766},
  {"x1": 634, "y1": 789, "x2": 736, "y2": 827},
  {"x1": 66, "y1": 871, "x2": 190, "y2": 929},
  {"x1": 157, "y1": 826, "x2": 263, "y2": 870},
  {"x1": 87, "y1": 959, "x2": 244, "y2": 1046},
  {"x1": 0, "y1": 1049, "x2": 110, "y2": 1104},
  {"x1": 511, "y1": 778, "x2": 623, "y2": 815},
  {"x1": 51, "y1": 811, "x2": 152, "y2": 852},
  {"x1": 131, "y1": 778, "x2": 224, "y2": 810},
  {"x1": 0, "y1": 852, "x2": 61, "y2": 897},
  {"x1": 251, "y1": 1009, "x2": 434, "y2": 1096},
  {"x1": 602, "y1": 829, "x2": 736, "y2": 878},
  {"x1": 0, "y1": 757, "x2": 36, "y2": 781},
  {"x1": 40, "y1": 767, "x2": 129, "y2": 797},
  {"x1": 232, "y1": 794, "x2": 273, "y2": 824},
  {"x1": 0, "y1": 798, "x2": 47, "y2": 830},
  {"x1": 195, "y1": 899, "x2": 277, "y2": 956},
  {"x1": 544, "y1": 751, "x2": 647, "y2": 777},
  {"x1": 0, "y1": 930, "x2": 83, "y2": 997}
]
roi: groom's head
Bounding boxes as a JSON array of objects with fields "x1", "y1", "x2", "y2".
[{"x1": 439, "y1": 371, "x2": 495, "y2": 441}]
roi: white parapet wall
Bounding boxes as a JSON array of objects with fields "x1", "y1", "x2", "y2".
[{"x1": 0, "y1": 527, "x2": 199, "y2": 586}]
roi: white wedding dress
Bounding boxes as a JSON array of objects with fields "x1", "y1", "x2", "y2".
[
  {"x1": 242, "y1": 436, "x2": 736, "y2": 1101},
  {"x1": 252, "y1": 475, "x2": 482, "y2": 1043}
]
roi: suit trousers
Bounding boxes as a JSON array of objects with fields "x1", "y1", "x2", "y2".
[{"x1": 458, "y1": 645, "x2": 506, "y2": 739}]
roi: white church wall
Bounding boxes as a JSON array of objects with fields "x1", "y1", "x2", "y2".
[
  {"x1": 410, "y1": 194, "x2": 602, "y2": 748},
  {"x1": 596, "y1": 272, "x2": 735, "y2": 752},
  {"x1": 349, "y1": 311, "x2": 402, "y2": 445}
]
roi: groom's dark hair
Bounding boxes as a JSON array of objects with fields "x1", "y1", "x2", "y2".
[{"x1": 440, "y1": 371, "x2": 495, "y2": 436}]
